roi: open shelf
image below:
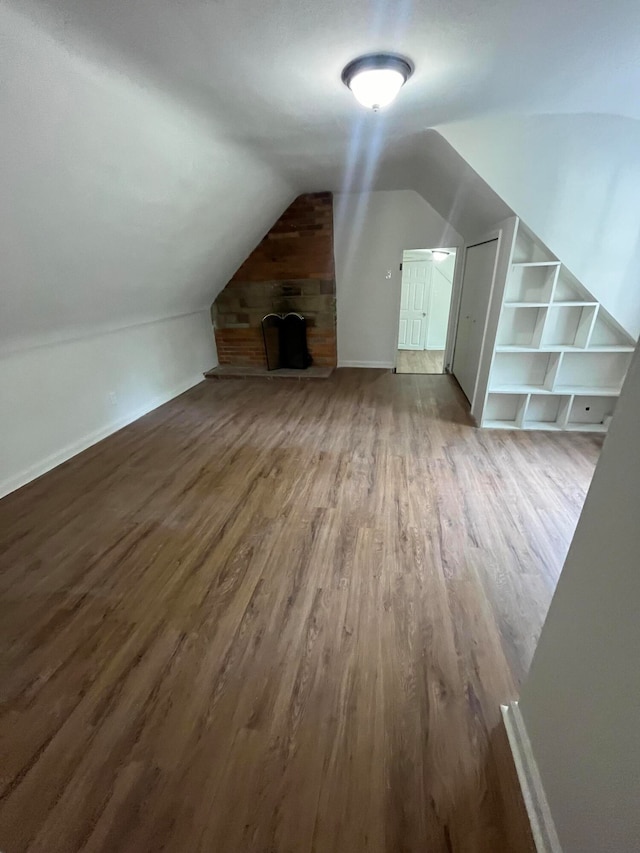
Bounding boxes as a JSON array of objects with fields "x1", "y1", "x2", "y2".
[
  {"x1": 550, "y1": 301, "x2": 598, "y2": 307},
  {"x1": 556, "y1": 351, "x2": 631, "y2": 393},
  {"x1": 522, "y1": 394, "x2": 571, "y2": 431},
  {"x1": 489, "y1": 349, "x2": 630, "y2": 396},
  {"x1": 566, "y1": 396, "x2": 617, "y2": 431},
  {"x1": 480, "y1": 221, "x2": 634, "y2": 434},
  {"x1": 497, "y1": 306, "x2": 546, "y2": 348},
  {"x1": 496, "y1": 344, "x2": 634, "y2": 353},
  {"x1": 554, "y1": 385, "x2": 622, "y2": 396},
  {"x1": 523, "y1": 423, "x2": 564, "y2": 431},
  {"x1": 484, "y1": 421, "x2": 521, "y2": 430},
  {"x1": 484, "y1": 393, "x2": 527, "y2": 429},
  {"x1": 505, "y1": 263, "x2": 559, "y2": 303},
  {"x1": 540, "y1": 305, "x2": 596, "y2": 348},
  {"x1": 490, "y1": 385, "x2": 553, "y2": 394},
  {"x1": 587, "y1": 345, "x2": 635, "y2": 353},
  {"x1": 490, "y1": 352, "x2": 560, "y2": 393},
  {"x1": 484, "y1": 390, "x2": 616, "y2": 432},
  {"x1": 565, "y1": 423, "x2": 608, "y2": 433},
  {"x1": 552, "y1": 270, "x2": 592, "y2": 303},
  {"x1": 496, "y1": 345, "x2": 546, "y2": 352},
  {"x1": 503, "y1": 302, "x2": 548, "y2": 307},
  {"x1": 511, "y1": 228, "x2": 557, "y2": 265},
  {"x1": 589, "y1": 313, "x2": 636, "y2": 348}
]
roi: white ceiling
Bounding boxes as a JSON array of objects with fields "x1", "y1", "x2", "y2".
[
  {"x1": 5, "y1": 0, "x2": 640, "y2": 351},
  {"x1": 21, "y1": 0, "x2": 640, "y2": 189}
]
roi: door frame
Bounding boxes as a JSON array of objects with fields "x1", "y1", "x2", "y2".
[
  {"x1": 393, "y1": 249, "x2": 461, "y2": 371},
  {"x1": 397, "y1": 258, "x2": 432, "y2": 351},
  {"x1": 445, "y1": 217, "x2": 519, "y2": 421}
]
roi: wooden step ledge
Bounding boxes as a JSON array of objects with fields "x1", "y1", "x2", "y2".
[{"x1": 204, "y1": 365, "x2": 334, "y2": 381}]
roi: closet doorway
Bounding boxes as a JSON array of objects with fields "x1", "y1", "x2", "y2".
[{"x1": 396, "y1": 248, "x2": 456, "y2": 374}]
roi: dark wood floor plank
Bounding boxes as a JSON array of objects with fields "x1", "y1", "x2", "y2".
[{"x1": 0, "y1": 370, "x2": 600, "y2": 852}]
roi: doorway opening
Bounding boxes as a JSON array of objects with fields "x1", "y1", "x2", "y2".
[{"x1": 396, "y1": 248, "x2": 457, "y2": 374}]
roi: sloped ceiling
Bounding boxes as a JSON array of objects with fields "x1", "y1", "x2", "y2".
[
  {"x1": 0, "y1": 3, "x2": 295, "y2": 353},
  {"x1": 363, "y1": 132, "x2": 513, "y2": 239},
  {"x1": 439, "y1": 114, "x2": 640, "y2": 337},
  {"x1": 3, "y1": 0, "x2": 640, "y2": 348},
  {"x1": 18, "y1": 0, "x2": 640, "y2": 171}
]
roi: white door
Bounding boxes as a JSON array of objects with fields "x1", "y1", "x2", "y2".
[
  {"x1": 453, "y1": 239, "x2": 498, "y2": 404},
  {"x1": 426, "y1": 264, "x2": 454, "y2": 350},
  {"x1": 398, "y1": 261, "x2": 431, "y2": 349}
]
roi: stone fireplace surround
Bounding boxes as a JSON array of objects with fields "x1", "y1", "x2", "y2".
[{"x1": 212, "y1": 193, "x2": 337, "y2": 368}]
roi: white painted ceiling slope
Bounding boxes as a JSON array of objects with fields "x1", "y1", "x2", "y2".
[
  {"x1": 440, "y1": 115, "x2": 640, "y2": 337},
  {"x1": 3, "y1": 0, "x2": 640, "y2": 347},
  {"x1": 0, "y1": 2, "x2": 295, "y2": 353},
  {"x1": 19, "y1": 0, "x2": 640, "y2": 177}
]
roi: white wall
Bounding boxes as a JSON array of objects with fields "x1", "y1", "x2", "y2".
[
  {"x1": 428, "y1": 254, "x2": 455, "y2": 349},
  {"x1": 0, "y1": 312, "x2": 216, "y2": 498},
  {"x1": 0, "y1": 4, "x2": 295, "y2": 496},
  {"x1": 518, "y1": 344, "x2": 640, "y2": 851},
  {"x1": 438, "y1": 115, "x2": 640, "y2": 338},
  {"x1": 334, "y1": 190, "x2": 462, "y2": 367},
  {"x1": 434, "y1": 252, "x2": 456, "y2": 283},
  {"x1": 336, "y1": 131, "x2": 514, "y2": 240},
  {"x1": 0, "y1": 2, "x2": 294, "y2": 352}
]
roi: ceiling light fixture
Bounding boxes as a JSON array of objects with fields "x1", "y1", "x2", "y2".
[
  {"x1": 342, "y1": 53, "x2": 413, "y2": 112},
  {"x1": 431, "y1": 250, "x2": 450, "y2": 262}
]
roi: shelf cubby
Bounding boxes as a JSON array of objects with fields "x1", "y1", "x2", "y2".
[
  {"x1": 511, "y1": 228, "x2": 556, "y2": 265},
  {"x1": 588, "y1": 312, "x2": 636, "y2": 349},
  {"x1": 523, "y1": 394, "x2": 571, "y2": 431},
  {"x1": 490, "y1": 351, "x2": 560, "y2": 392},
  {"x1": 484, "y1": 393, "x2": 528, "y2": 429},
  {"x1": 540, "y1": 305, "x2": 596, "y2": 349},
  {"x1": 555, "y1": 351, "x2": 631, "y2": 394},
  {"x1": 505, "y1": 262, "x2": 559, "y2": 304},
  {"x1": 566, "y1": 396, "x2": 617, "y2": 432},
  {"x1": 480, "y1": 221, "x2": 634, "y2": 434},
  {"x1": 552, "y1": 269, "x2": 592, "y2": 303},
  {"x1": 497, "y1": 305, "x2": 546, "y2": 348}
]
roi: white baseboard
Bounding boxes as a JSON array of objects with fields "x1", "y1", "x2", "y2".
[
  {"x1": 0, "y1": 373, "x2": 206, "y2": 500},
  {"x1": 337, "y1": 360, "x2": 394, "y2": 369},
  {"x1": 501, "y1": 701, "x2": 563, "y2": 853}
]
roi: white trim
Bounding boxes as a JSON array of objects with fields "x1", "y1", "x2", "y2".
[
  {"x1": 0, "y1": 373, "x2": 207, "y2": 499},
  {"x1": 395, "y1": 248, "x2": 459, "y2": 371},
  {"x1": 443, "y1": 247, "x2": 465, "y2": 372},
  {"x1": 392, "y1": 253, "x2": 406, "y2": 365},
  {"x1": 448, "y1": 217, "x2": 518, "y2": 422},
  {"x1": 337, "y1": 360, "x2": 394, "y2": 369},
  {"x1": 501, "y1": 701, "x2": 563, "y2": 853},
  {"x1": 0, "y1": 309, "x2": 211, "y2": 359},
  {"x1": 468, "y1": 232, "x2": 504, "y2": 414}
]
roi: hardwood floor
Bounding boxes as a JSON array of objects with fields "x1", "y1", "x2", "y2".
[
  {"x1": 396, "y1": 349, "x2": 445, "y2": 374},
  {"x1": 0, "y1": 370, "x2": 601, "y2": 852}
]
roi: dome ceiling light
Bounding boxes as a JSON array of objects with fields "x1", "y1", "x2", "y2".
[
  {"x1": 342, "y1": 54, "x2": 413, "y2": 112},
  {"x1": 431, "y1": 250, "x2": 451, "y2": 262}
]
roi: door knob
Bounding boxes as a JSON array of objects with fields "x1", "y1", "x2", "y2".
[{"x1": 422, "y1": 312, "x2": 426, "y2": 317}]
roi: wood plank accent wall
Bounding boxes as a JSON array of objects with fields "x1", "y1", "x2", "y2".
[{"x1": 212, "y1": 193, "x2": 337, "y2": 367}]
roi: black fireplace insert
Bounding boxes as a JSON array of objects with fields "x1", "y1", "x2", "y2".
[{"x1": 261, "y1": 313, "x2": 312, "y2": 370}]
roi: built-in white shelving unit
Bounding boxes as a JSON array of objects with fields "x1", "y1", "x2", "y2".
[{"x1": 481, "y1": 224, "x2": 635, "y2": 433}]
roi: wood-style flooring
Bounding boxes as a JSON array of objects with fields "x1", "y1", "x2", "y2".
[
  {"x1": 396, "y1": 349, "x2": 445, "y2": 374},
  {"x1": 0, "y1": 370, "x2": 601, "y2": 852}
]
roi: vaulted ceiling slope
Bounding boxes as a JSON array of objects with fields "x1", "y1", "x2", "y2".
[
  {"x1": 358, "y1": 132, "x2": 513, "y2": 239},
  {"x1": 4, "y1": 0, "x2": 640, "y2": 349},
  {"x1": 19, "y1": 0, "x2": 640, "y2": 173},
  {"x1": 0, "y1": 3, "x2": 295, "y2": 354},
  {"x1": 440, "y1": 115, "x2": 640, "y2": 338}
]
